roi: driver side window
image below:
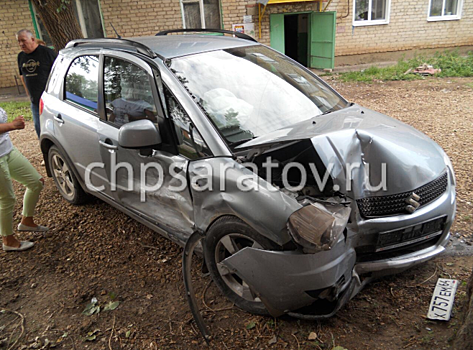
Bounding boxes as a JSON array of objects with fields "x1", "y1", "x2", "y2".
[{"x1": 103, "y1": 56, "x2": 158, "y2": 127}]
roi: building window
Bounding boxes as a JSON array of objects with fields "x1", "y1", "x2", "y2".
[
  {"x1": 180, "y1": 0, "x2": 221, "y2": 29},
  {"x1": 30, "y1": 0, "x2": 104, "y2": 46},
  {"x1": 353, "y1": 0, "x2": 390, "y2": 26},
  {"x1": 428, "y1": 0, "x2": 463, "y2": 21}
]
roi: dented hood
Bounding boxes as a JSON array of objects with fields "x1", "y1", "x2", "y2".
[{"x1": 238, "y1": 105, "x2": 447, "y2": 199}]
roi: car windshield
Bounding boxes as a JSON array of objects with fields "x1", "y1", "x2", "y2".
[{"x1": 169, "y1": 45, "x2": 348, "y2": 145}]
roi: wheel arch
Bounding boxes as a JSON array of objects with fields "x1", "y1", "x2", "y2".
[
  {"x1": 40, "y1": 135, "x2": 87, "y2": 193},
  {"x1": 202, "y1": 213, "x2": 287, "y2": 248}
]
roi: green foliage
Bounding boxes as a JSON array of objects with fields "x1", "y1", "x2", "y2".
[
  {"x1": 0, "y1": 102, "x2": 32, "y2": 122},
  {"x1": 340, "y1": 51, "x2": 473, "y2": 82},
  {"x1": 246, "y1": 321, "x2": 256, "y2": 330}
]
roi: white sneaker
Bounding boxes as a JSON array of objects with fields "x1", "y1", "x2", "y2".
[
  {"x1": 3, "y1": 241, "x2": 34, "y2": 252},
  {"x1": 17, "y1": 223, "x2": 49, "y2": 232}
]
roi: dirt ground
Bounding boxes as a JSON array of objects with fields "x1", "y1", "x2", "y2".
[{"x1": 1, "y1": 77, "x2": 473, "y2": 350}]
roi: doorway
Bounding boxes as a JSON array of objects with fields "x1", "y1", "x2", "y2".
[
  {"x1": 284, "y1": 14, "x2": 309, "y2": 67},
  {"x1": 270, "y1": 11, "x2": 336, "y2": 69}
]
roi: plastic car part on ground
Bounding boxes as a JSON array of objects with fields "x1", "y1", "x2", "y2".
[{"x1": 404, "y1": 63, "x2": 442, "y2": 76}]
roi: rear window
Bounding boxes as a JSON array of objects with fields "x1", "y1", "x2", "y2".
[{"x1": 64, "y1": 55, "x2": 99, "y2": 112}]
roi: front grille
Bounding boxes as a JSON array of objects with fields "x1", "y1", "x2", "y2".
[
  {"x1": 357, "y1": 172, "x2": 448, "y2": 218},
  {"x1": 355, "y1": 215, "x2": 447, "y2": 262}
]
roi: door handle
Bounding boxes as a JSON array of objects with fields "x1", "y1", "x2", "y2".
[
  {"x1": 54, "y1": 114, "x2": 64, "y2": 124},
  {"x1": 99, "y1": 140, "x2": 118, "y2": 150}
]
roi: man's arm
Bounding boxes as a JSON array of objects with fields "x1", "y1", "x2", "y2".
[
  {"x1": 18, "y1": 53, "x2": 30, "y2": 98},
  {"x1": 20, "y1": 75, "x2": 30, "y2": 98}
]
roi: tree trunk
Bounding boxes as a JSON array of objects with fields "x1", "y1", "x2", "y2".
[
  {"x1": 31, "y1": 0, "x2": 83, "y2": 52},
  {"x1": 453, "y1": 270, "x2": 473, "y2": 350}
]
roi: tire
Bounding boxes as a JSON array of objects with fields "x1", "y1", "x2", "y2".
[
  {"x1": 48, "y1": 145, "x2": 87, "y2": 205},
  {"x1": 204, "y1": 216, "x2": 280, "y2": 315}
]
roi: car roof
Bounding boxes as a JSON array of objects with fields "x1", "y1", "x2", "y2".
[
  {"x1": 64, "y1": 35, "x2": 259, "y2": 60},
  {"x1": 131, "y1": 35, "x2": 258, "y2": 59}
]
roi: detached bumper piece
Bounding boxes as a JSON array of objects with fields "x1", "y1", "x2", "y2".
[{"x1": 222, "y1": 243, "x2": 356, "y2": 317}]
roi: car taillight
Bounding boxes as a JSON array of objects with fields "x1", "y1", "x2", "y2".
[{"x1": 39, "y1": 98, "x2": 44, "y2": 115}]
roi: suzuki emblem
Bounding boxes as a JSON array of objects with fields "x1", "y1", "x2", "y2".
[{"x1": 406, "y1": 193, "x2": 421, "y2": 213}]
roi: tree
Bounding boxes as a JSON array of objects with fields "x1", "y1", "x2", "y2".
[{"x1": 30, "y1": 0, "x2": 83, "y2": 52}]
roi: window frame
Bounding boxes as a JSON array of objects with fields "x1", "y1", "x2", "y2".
[
  {"x1": 352, "y1": 0, "x2": 391, "y2": 27},
  {"x1": 180, "y1": 0, "x2": 222, "y2": 29},
  {"x1": 427, "y1": 0, "x2": 463, "y2": 21},
  {"x1": 162, "y1": 83, "x2": 213, "y2": 160},
  {"x1": 102, "y1": 55, "x2": 159, "y2": 128}
]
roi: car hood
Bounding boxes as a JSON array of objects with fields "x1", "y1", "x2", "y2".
[{"x1": 238, "y1": 104, "x2": 447, "y2": 199}]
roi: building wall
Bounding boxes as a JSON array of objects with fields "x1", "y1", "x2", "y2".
[
  {"x1": 328, "y1": 0, "x2": 473, "y2": 57},
  {"x1": 0, "y1": 0, "x2": 36, "y2": 88},
  {"x1": 100, "y1": 0, "x2": 182, "y2": 38},
  {"x1": 1, "y1": 0, "x2": 472, "y2": 89},
  {"x1": 251, "y1": 0, "x2": 473, "y2": 57}
]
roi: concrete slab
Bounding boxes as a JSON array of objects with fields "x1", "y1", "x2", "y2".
[{"x1": 0, "y1": 86, "x2": 29, "y2": 103}]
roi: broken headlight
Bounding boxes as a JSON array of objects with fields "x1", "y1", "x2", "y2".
[{"x1": 287, "y1": 202, "x2": 351, "y2": 253}]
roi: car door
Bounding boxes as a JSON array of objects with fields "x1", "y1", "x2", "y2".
[
  {"x1": 97, "y1": 52, "x2": 209, "y2": 239},
  {"x1": 53, "y1": 53, "x2": 109, "y2": 192}
]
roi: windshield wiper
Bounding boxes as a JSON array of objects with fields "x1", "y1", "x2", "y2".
[
  {"x1": 319, "y1": 102, "x2": 354, "y2": 117},
  {"x1": 322, "y1": 107, "x2": 336, "y2": 115}
]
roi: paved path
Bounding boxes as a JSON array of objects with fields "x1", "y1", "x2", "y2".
[{"x1": 0, "y1": 86, "x2": 29, "y2": 103}]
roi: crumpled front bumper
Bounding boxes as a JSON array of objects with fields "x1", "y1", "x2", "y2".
[
  {"x1": 222, "y1": 229, "x2": 450, "y2": 318},
  {"x1": 222, "y1": 237, "x2": 356, "y2": 317}
]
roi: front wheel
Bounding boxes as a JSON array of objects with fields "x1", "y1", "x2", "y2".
[
  {"x1": 204, "y1": 216, "x2": 280, "y2": 315},
  {"x1": 48, "y1": 145, "x2": 87, "y2": 204}
]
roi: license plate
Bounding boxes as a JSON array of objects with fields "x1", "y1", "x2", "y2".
[{"x1": 427, "y1": 278, "x2": 458, "y2": 321}]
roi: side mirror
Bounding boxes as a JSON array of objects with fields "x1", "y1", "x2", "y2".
[{"x1": 118, "y1": 119, "x2": 162, "y2": 149}]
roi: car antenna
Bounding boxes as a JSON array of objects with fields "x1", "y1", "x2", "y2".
[{"x1": 110, "y1": 22, "x2": 121, "y2": 39}]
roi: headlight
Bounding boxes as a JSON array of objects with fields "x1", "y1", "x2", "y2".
[{"x1": 287, "y1": 202, "x2": 351, "y2": 253}]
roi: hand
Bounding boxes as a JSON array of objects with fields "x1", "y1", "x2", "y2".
[{"x1": 11, "y1": 116, "x2": 25, "y2": 130}]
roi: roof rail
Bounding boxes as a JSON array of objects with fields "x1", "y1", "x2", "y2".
[
  {"x1": 156, "y1": 28, "x2": 258, "y2": 43},
  {"x1": 65, "y1": 38, "x2": 157, "y2": 58}
]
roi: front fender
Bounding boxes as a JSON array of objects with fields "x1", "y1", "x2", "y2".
[{"x1": 189, "y1": 157, "x2": 301, "y2": 246}]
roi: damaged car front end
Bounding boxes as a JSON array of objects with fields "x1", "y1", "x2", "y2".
[
  {"x1": 42, "y1": 34, "x2": 456, "y2": 321},
  {"x1": 169, "y1": 43, "x2": 456, "y2": 318}
]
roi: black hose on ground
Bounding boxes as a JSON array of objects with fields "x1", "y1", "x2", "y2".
[{"x1": 182, "y1": 230, "x2": 211, "y2": 344}]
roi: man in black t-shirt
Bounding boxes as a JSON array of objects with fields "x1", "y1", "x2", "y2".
[{"x1": 17, "y1": 29, "x2": 57, "y2": 138}]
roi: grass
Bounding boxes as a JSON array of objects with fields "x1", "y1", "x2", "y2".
[
  {"x1": 0, "y1": 101, "x2": 32, "y2": 122},
  {"x1": 340, "y1": 50, "x2": 473, "y2": 82}
]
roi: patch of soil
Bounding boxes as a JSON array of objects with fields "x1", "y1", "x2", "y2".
[{"x1": 1, "y1": 77, "x2": 472, "y2": 350}]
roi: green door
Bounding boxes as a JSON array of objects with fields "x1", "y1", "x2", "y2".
[
  {"x1": 270, "y1": 13, "x2": 285, "y2": 54},
  {"x1": 309, "y1": 11, "x2": 336, "y2": 69}
]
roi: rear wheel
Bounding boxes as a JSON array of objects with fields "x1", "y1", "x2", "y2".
[
  {"x1": 48, "y1": 145, "x2": 87, "y2": 204},
  {"x1": 204, "y1": 216, "x2": 280, "y2": 315}
]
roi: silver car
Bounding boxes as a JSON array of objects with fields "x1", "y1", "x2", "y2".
[{"x1": 40, "y1": 31, "x2": 456, "y2": 318}]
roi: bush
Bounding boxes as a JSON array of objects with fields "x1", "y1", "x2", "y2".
[{"x1": 340, "y1": 50, "x2": 473, "y2": 82}]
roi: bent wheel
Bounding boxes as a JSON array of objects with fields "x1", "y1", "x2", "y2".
[{"x1": 204, "y1": 216, "x2": 280, "y2": 315}]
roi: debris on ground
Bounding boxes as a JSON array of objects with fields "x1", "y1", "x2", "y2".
[{"x1": 405, "y1": 63, "x2": 442, "y2": 76}]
